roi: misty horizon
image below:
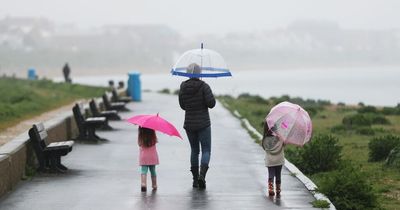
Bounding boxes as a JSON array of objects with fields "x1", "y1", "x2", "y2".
[{"x1": 1, "y1": 0, "x2": 400, "y2": 37}]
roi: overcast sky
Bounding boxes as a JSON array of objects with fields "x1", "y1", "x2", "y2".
[{"x1": 0, "y1": 0, "x2": 399, "y2": 36}]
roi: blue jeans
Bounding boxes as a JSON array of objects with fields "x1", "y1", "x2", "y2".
[{"x1": 186, "y1": 126, "x2": 211, "y2": 167}]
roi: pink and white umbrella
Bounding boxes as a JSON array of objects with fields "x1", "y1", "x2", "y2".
[
  {"x1": 126, "y1": 113, "x2": 182, "y2": 139},
  {"x1": 266, "y1": 101, "x2": 312, "y2": 146}
]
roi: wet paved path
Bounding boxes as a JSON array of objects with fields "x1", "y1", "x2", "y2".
[{"x1": 0, "y1": 92, "x2": 316, "y2": 210}]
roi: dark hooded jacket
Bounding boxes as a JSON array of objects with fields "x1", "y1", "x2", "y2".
[{"x1": 179, "y1": 78, "x2": 216, "y2": 131}]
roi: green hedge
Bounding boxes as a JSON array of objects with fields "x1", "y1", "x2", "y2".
[
  {"x1": 318, "y1": 162, "x2": 379, "y2": 210},
  {"x1": 368, "y1": 135, "x2": 400, "y2": 162},
  {"x1": 286, "y1": 134, "x2": 342, "y2": 175}
]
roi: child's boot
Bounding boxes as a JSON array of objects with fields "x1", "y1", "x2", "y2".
[
  {"x1": 276, "y1": 183, "x2": 281, "y2": 198},
  {"x1": 198, "y1": 165, "x2": 209, "y2": 189},
  {"x1": 190, "y1": 166, "x2": 199, "y2": 188},
  {"x1": 268, "y1": 180, "x2": 275, "y2": 196},
  {"x1": 151, "y1": 176, "x2": 157, "y2": 190},
  {"x1": 141, "y1": 174, "x2": 147, "y2": 192}
]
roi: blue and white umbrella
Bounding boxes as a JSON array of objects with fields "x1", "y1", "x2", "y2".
[{"x1": 171, "y1": 44, "x2": 232, "y2": 78}]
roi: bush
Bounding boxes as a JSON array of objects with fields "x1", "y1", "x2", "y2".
[
  {"x1": 158, "y1": 88, "x2": 170, "y2": 94},
  {"x1": 358, "y1": 105, "x2": 377, "y2": 113},
  {"x1": 318, "y1": 163, "x2": 378, "y2": 210},
  {"x1": 342, "y1": 114, "x2": 371, "y2": 128},
  {"x1": 356, "y1": 127, "x2": 375, "y2": 135},
  {"x1": 238, "y1": 93, "x2": 268, "y2": 104},
  {"x1": 303, "y1": 107, "x2": 317, "y2": 118},
  {"x1": 381, "y1": 107, "x2": 397, "y2": 115},
  {"x1": 368, "y1": 135, "x2": 400, "y2": 161},
  {"x1": 369, "y1": 114, "x2": 390, "y2": 125},
  {"x1": 295, "y1": 134, "x2": 342, "y2": 174},
  {"x1": 386, "y1": 146, "x2": 400, "y2": 169}
]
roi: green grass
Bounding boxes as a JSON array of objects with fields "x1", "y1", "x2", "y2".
[
  {"x1": 311, "y1": 199, "x2": 330, "y2": 208},
  {"x1": 218, "y1": 94, "x2": 400, "y2": 210},
  {"x1": 0, "y1": 77, "x2": 108, "y2": 131}
]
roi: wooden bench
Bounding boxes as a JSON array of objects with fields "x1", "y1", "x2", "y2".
[
  {"x1": 72, "y1": 104, "x2": 107, "y2": 141},
  {"x1": 28, "y1": 123, "x2": 74, "y2": 173},
  {"x1": 89, "y1": 99, "x2": 121, "y2": 121},
  {"x1": 111, "y1": 89, "x2": 131, "y2": 103},
  {"x1": 102, "y1": 93, "x2": 128, "y2": 111}
]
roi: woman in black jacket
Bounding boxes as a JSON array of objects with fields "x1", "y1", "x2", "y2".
[{"x1": 179, "y1": 63, "x2": 216, "y2": 189}]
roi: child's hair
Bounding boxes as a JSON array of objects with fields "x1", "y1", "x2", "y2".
[
  {"x1": 263, "y1": 122, "x2": 274, "y2": 138},
  {"x1": 138, "y1": 127, "x2": 157, "y2": 147}
]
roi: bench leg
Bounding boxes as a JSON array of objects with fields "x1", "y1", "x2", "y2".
[
  {"x1": 88, "y1": 128, "x2": 101, "y2": 141},
  {"x1": 48, "y1": 157, "x2": 63, "y2": 173},
  {"x1": 100, "y1": 121, "x2": 113, "y2": 130},
  {"x1": 57, "y1": 157, "x2": 68, "y2": 170}
]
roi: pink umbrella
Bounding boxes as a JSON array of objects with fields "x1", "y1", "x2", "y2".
[
  {"x1": 265, "y1": 101, "x2": 312, "y2": 146},
  {"x1": 126, "y1": 113, "x2": 182, "y2": 139}
]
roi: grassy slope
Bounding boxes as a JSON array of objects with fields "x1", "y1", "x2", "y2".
[
  {"x1": 0, "y1": 77, "x2": 107, "y2": 131},
  {"x1": 218, "y1": 95, "x2": 400, "y2": 209}
]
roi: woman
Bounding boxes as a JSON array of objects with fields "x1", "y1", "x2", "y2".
[{"x1": 178, "y1": 63, "x2": 216, "y2": 189}]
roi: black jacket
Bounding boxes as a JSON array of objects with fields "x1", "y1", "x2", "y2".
[{"x1": 179, "y1": 78, "x2": 216, "y2": 131}]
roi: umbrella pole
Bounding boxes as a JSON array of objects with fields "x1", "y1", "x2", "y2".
[{"x1": 201, "y1": 43, "x2": 203, "y2": 68}]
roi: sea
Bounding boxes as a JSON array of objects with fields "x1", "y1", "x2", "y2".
[{"x1": 54, "y1": 66, "x2": 400, "y2": 107}]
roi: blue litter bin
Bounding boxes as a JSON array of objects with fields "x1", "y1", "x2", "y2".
[
  {"x1": 27, "y1": 68, "x2": 36, "y2": 80},
  {"x1": 128, "y1": 71, "x2": 141, "y2": 101}
]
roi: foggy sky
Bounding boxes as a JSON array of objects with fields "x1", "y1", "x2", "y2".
[{"x1": 0, "y1": 0, "x2": 399, "y2": 36}]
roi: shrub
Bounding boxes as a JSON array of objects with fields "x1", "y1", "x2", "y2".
[
  {"x1": 304, "y1": 107, "x2": 317, "y2": 118},
  {"x1": 356, "y1": 127, "x2": 375, "y2": 135},
  {"x1": 238, "y1": 93, "x2": 268, "y2": 104},
  {"x1": 358, "y1": 105, "x2": 377, "y2": 113},
  {"x1": 318, "y1": 162, "x2": 378, "y2": 210},
  {"x1": 296, "y1": 134, "x2": 342, "y2": 174},
  {"x1": 342, "y1": 114, "x2": 371, "y2": 128},
  {"x1": 158, "y1": 88, "x2": 170, "y2": 94},
  {"x1": 381, "y1": 107, "x2": 397, "y2": 115},
  {"x1": 369, "y1": 114, "x2": 390, "y2": 125},
  {"x1": 368, "y1": 135, "x2": 400, "y2": 161},
  {"x1": 386, "y1": 146, "x2": 400, "y2": 169}
]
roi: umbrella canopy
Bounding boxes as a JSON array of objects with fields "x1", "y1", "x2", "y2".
[
  {"x1": 171, "y1": 43, "x2": 232, "y2": 78},
  {"x1": 266, "y1": 101, "x2": 312, "y2": 146},
  {"x1": 127, "y1": 114, "x2": 182, "y2": 139}
]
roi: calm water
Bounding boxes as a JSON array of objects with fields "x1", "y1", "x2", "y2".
[{"x1": 56, "y1": 66, "x2": 400, "y2": 106}]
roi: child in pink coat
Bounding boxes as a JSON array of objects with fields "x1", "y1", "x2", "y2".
[{"x1": 138, "y1": 127, "x2": 159, "y2": 192}]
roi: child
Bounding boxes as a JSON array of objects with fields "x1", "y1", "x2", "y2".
[
  {"x1": 262, "y1": 123, "x2": 285, "y2": 197},
  {"x1": 138, "y1": 126, "x2": 159, "y2": 192}
]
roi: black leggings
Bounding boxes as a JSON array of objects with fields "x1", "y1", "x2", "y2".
[{"x1": 268, "y1": 165, "x2": 283, "y2": 184}]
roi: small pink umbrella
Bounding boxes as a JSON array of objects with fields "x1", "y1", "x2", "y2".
[
  {"x1": 126, "y1": 113, "x2": 182, "y2": 139},
  {"x1": 266, "y1": 101, "x2": 312, "y2": 146}
]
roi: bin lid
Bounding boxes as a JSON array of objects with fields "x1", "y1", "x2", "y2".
[{"x1": 128, "y1": 71, "x2": 141, "y2": 76}]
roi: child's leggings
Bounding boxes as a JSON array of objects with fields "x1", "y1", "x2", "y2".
[
  {"x1": 141, "y1": 165, "x2": 156, "y2": 176},
  {"x1": 268, "y1": 165, "x2": 282, "y2": 184}
]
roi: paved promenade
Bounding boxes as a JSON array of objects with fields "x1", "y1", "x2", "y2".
[{"x1": 0, "y1": 92, "x2": 316, "y2": 210}]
